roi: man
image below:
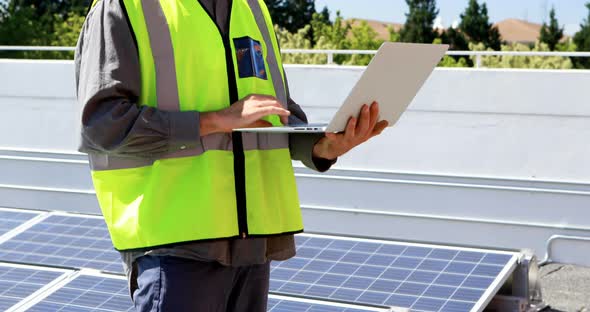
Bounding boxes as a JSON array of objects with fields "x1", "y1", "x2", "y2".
[{"x1": 75, "y1": 0, "x2": 387, "y2": 311}]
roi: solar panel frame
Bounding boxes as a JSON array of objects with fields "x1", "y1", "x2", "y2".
[
  {"x1": 271, "y1": 233, "x2": 520, "y2": 312},
  {"x1": 0, "y1": 262, "x2": 72, "y2": 312},
  {"x1": 268, "y1": 294, "x2": 389, "y2": 312},
  {"x1": 0, "y1": 212, "x2": 123, "y2": 274}
]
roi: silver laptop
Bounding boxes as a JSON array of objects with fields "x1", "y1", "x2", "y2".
[{"x1": 236, "y1": 42, "x2": 449, "y2": 133}]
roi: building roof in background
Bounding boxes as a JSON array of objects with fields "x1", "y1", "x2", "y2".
[
  {"x1": 494, "y1": 18, "x2": 542, "y2": 44},
  {"x1": 350, "y1": 18, "x2": 569, "y2": 45},
  {"x1": 346, "y1": 19, "x2": 402, "y2": 41}
]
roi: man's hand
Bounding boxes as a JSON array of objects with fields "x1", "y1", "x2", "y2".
[
  {"x1": 200, "y1": 94, "x2": 290, "y2": 135},
  {"x1": 312, "y1": 102, "x2": 388, "y2": 160}
]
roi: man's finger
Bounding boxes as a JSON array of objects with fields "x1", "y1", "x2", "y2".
[
  {"x1": 345, "y1": 117, "x2": 357, "y2": 140},
  {"x1": 257, "y1": 99, "x2": 287, "y2": 109},
  {"x1": 259, "y1": 106, "x2": 291, "y2": 117},
  {"x1": 369, "y1": 101, "x2": 379, "y2": 129},
  {"x1": 356, "y1": 104, "x2": 370, "y2": 137}
]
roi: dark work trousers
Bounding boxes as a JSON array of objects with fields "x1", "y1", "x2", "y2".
[{"x1": 131, "y1": 256, "x2": 270, "y2": 312}]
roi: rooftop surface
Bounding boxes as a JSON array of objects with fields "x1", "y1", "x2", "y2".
[{"x1": 540, "y1": 264, "x2": 590, "y2": 312}]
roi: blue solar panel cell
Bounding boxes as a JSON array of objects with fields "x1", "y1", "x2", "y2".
[
  {"x1": 356, "y1": 266, "x2": 385, "y2": 278},
  {"x1": 368, "y1": 279, "x2": 400, "y2": 293},
  {"x1": 462, "y1": 276, "x2": 495, "y2": 289},
  {"x1": 481, "y1": 254, "x2": 513, "y2": 265},
  {"x1": 407, "y1": 271, "x2": 438, "y2": 284},
  {"x1": 342, "y1": 276, "x2": 373, "y2": 289},
  {"x1": 418, "y1": 259, "x2": 449, "y2": 271},
  {"x1": 452, "y1": 288, "x2": 486, "y2": 302},
  {"x1": 0, "y1": 265, "x2": 64, "y2": 311},
  {"x1": 423, "y1": 285, "x2": 457, "y2": 299},
  {"x1": 434, "y1": 273, "x2": 467, "y2": 287},
  {"x1": 382, "y1": 267, "x2": 412, "y2": 280},
  {"x1": 454, "y1": 251, "x2": 485, "y2": 263},
  {"x1": 0, "y1": 215, "x2": 123, "y2": 273},
  {"x1": 0, "y1": 210, "x2": 39, "y2": 237},
  {"x1": 445, "y1": 262, "x2": 476, "y2": 274},
  {"x1": 331, "y1": 263, "x2": 361, "y2": 275},
  {"x1": 412, "y1": 297, "x2": 447, "y2": 311},
  {"x1": 331, "y1": 288, "x2": 363, "y2": 301},
  {"x1": 472, "y1": 264, "x2": 504, "y2": 277},
  {"x1": 403, "y1": 247, "x2": 432, "y2": 257},
  {"x1": 428, "y1": 249, "x2": 458, "y2": 261},
  {"x1": 357, "y1": 291, "x2": 389, "y2": 305},
  {"x1": 385, "y1": 294, "x2": 416, "y2": 308},
  {"x1": 272, "y1": 234, "x2": 517, "y2": 312},
  {"x1": 392, "y1": 257, "x2": 422, "y2": 269},
  {"x1": 440, "y1": 300, "x2": 475, "y2": 312},
  {"x1": 365, "y1": 254, "x2": 396, "y2": 267},
  {"x1": 396, "y1": 282, "x2": 429, "y2": 296}
]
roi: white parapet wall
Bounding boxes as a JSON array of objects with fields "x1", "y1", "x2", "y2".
[{"x1": 1, "y1": 59, "x2": 589, "y2": 266}]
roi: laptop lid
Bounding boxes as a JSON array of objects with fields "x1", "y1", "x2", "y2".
[{"x1": 325, "y1": 42, "x2": 449, "y2": 133}]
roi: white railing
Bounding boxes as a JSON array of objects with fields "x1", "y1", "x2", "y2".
[
  {"x1": 3, "y1": 46, "x2": 590, "y2": 68},
  {"x1": 282, "y1": 48, "x2": 590, "y2": 67}
]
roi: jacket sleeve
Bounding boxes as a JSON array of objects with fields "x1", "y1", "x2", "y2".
[
  {"x1": 286, "y1": 93, "x2": 336, "y2": 172},
  {"x1": 75, "y1": 0, "x2": 200, "y2": 158}
]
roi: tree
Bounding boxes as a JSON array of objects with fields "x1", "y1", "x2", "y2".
[
  {"x1": 0, "y1": 0, "x2": 87, "y2": 59},
  {"x1": 459, "y1": 0, "x2": 502, "y2": 50},
  {"x1": 7, "y1": 0, "x2": 88, "y2": 17},
  {"x1": 400, "y1": 0, "x2": 439, "y2": 44},
  {"x1": 264, "y1": 0, "x2": 316, "y2": 35},
  {"x1": 440, "y1": 27, "x2": 469, "y2": 51},
  {"x1": 574, "y1": 3, "x2": 590, "y2": 68},
  {"x1": 346, "y1": 20, "x2": 384, "y2": 65},
  {"x1": 316, "y1": 6, "x2": 331, "y2": 26},
  {"x1": 311, "y1": 11, "x2": 346, "y2": 44},
  {"x1": 439, "y1": 27, "x2": 471, "y2": 66},
  {"x1": 470, "y1": 42, "x2": 573, "y2": 69},
  {"x1": 540, "y1": 7, "x2": 564, "y2": 51}
]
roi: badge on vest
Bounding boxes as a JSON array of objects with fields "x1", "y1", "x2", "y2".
[{"x1": 234, "y1": 37, "x2": 268, "y2": 80}]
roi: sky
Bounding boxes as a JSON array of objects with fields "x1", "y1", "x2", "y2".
[{"x1": 314, "y1": 0, "x2": 589, "y2": 35}]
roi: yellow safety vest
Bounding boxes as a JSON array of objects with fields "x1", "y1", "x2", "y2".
[{"x1": 88, "y1": 0, "x2": 302, "y2": 251}]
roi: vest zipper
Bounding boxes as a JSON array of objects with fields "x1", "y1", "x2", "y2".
[
  {"x1": 196, "y1": 1, "x2": 248, "y2": 239},
  {"x1": 220, "y1": 10, "x2": 248, "y2": 240},
  {"x1": 223, "y1": 36, "x2": 250, "y2": 241}
]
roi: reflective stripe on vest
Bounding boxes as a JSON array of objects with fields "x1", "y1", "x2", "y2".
[{"x1": 90, "y1": 0, "x2": 302, "y2": 250}]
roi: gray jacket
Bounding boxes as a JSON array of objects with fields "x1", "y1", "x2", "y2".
[{"x1": 74, "y1": 0, "x2": 335, "y2": 282}]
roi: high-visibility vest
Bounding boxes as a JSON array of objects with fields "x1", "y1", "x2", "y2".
[{"x1": 88, "y1": 0, "x2": 302, "y2": 251}]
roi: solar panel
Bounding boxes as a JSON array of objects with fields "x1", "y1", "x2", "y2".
[
  {"x1": 25, "y1": 273, "x2": 385, "y2": 312},
  {"x1": 0, "y1": 263, "x2": 67, "y2": 311},
  {"x1": 270, "y1": 234, "x2": 518, "y2": 312},
  {"x1": 0, "y1": 214, "x2": 123, "y2": 273},
  {"x1": 25, "y1": 273, "x2": 134, "y2": 312},
  {"x1": 0, "y1": 209, "x2": 40, "y2": 238}
]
